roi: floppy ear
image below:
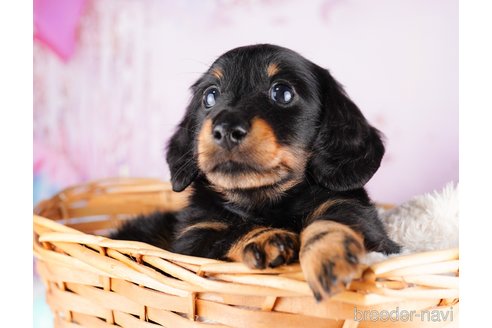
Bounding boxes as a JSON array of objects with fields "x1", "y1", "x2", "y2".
[
  {"x1": 166, "y1": 109, "x2": 199, "y2": 192},
  {"x1": 308, "y1": 68, "x2": 385, "y2": 191}
]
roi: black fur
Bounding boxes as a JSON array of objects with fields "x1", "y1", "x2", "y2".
[
  {"x1": 112, "y1": 44, "x2": 399, "y2": 265},
  {"x1": 112, "y1": 212, "x2": 177, "y2": 250}
]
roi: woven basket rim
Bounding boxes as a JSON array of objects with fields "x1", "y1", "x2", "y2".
[{"x1": 33, "y1": 177, "x2": 459, "y2": 327}]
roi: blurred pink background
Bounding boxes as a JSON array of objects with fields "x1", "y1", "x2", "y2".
[{"x1": 33, "y1": 0, "x2": 458, "y2": 206}]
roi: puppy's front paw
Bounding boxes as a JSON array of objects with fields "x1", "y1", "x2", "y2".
[
  {"x1": 227, "y1": 228, "x2": 299, "y2": 269},
  {"x1": 300, "y1": 221, "x2": 365, "y2": 302}
]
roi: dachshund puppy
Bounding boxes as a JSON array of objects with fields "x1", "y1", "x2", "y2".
[{"x1": 113, "y1": 44, "x2": 400, "y2": 301}]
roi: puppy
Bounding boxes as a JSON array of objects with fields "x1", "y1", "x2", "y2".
[{"x1": 113, "y1": 44, "x2": 400, "y2": 301}]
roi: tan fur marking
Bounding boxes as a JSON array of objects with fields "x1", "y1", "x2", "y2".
[
  {"x1": 267, "y1": 63, "x2": 279, "y2": 77},
  {"x1": 241, "y1": 118, "x2": 280, "y2": 165},
  {"x1": 301, "y1": 221, "x2": 361, "y2": 253},
  {"x1": 197, "y1": 117, "x2": 308, "y2": 192},
  {"x1": 197, "y1": 119, "x2": 216, "y2": 168},
  {"x1": 300, "y1": 221, "x2": 365, "y2": 299},
  {"x1": 305, "y1": 199, "x2": 352, "y2": 224},
  {"x1": 227, "y1": 227, "x2": 299, "y2": 268},
  {"x1": 226, "y1": 227, "x2": 269, "y2": 262},
  {"x1": 177, "y1": 221, "x2": 229, "y2": 239},
  {"x1": 211, "y1": 67, "x2": 224, "y2": 79},
  {"x1": 206, "y1": 170, "x2": 286, "y2": 190}
]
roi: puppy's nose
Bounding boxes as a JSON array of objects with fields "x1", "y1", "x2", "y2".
[{"x1": 212, "y1": 123, "x2": 248, "y2": 150}]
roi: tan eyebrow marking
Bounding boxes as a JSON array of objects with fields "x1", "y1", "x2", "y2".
[
  {"x1": 267, "y1": 63, "x2": 280, "y2": 77},
  {"x1": 211, "y1": 67, "x2": 224, "y2": 80}
]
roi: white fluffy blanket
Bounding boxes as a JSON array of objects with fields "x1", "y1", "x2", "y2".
[{"x1": 365, "y1": 182, "x2": 459, "y2": 264}]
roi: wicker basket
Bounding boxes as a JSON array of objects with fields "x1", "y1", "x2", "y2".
[{"x1": 33, "y1": 178, "x2": 459, "y2": 328}]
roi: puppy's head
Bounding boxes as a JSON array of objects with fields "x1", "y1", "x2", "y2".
[{"x1": 167, "y1": 44, "x2": 384, "y2": 200}]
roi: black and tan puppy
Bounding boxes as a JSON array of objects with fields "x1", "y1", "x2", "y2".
[{"x1": 113, "y1": 44, "x2": 400, "y2": 301}]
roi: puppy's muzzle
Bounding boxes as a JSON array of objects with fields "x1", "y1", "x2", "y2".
[{"x1": 212, "y1": 111, "x2": 250, "y2": 150}]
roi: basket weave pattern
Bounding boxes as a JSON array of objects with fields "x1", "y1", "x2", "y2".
[{"x1": 33, "y1": 178, "x2": 459, "y2": 327}]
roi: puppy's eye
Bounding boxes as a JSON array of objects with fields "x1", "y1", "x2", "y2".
[
  {"x1": 271, "y1": 83, "x2": 294, "y2": 105},
  {"x1": 203, "y1": 87, "x2": 220, "y2": 109}
]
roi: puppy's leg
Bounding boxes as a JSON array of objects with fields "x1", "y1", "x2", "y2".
[
  {"x1": 174, "y1": 223, "x2": 299, "y2": 269},
  {"x1": 300, "y1": 220, "x2": 364, "y2": 301},
  {"x1": 300, "y1": 199, "x2": 400, "y2": 301}
]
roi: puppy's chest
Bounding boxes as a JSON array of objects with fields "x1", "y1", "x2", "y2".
[{"x1": 223, "y1": 203, "x2": 308, "y2": 232}]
